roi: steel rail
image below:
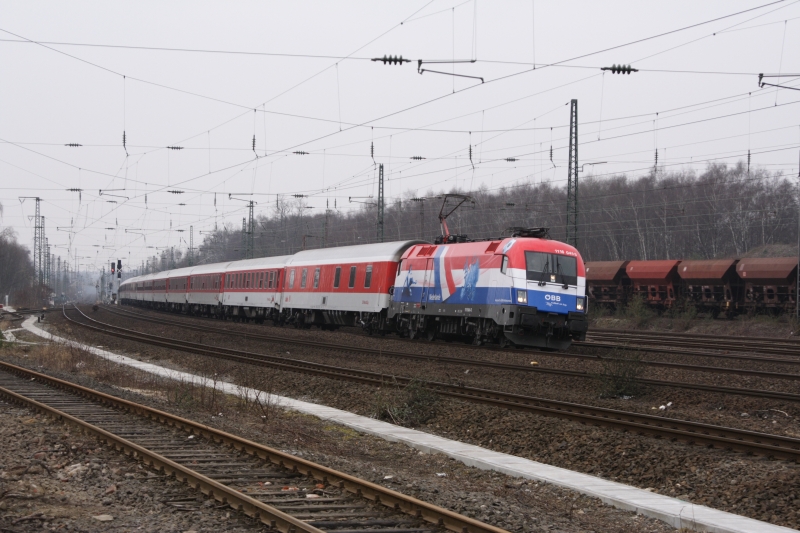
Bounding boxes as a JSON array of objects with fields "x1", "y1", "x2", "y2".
[
  {"x1": 0, "y1": 360, "x2": 507, "y2": 533},
  {"x1": 107, "y1": 304, "x2": 800, "y2": 369},
  {"x1": 586, "y1": 331, "x2": 800, "y2": 358},
  {"x1": 63, "y1": 306, "x2": 800, "y2": 461},
  {"x1": 99, "y1": 305, "x2": 800, "y2": 393},
  {"x1": 592, "y1": 327, "x2": 800, "y2": 346},
  {"x1": 576, "y1": 339, "x2": 800, "y2": 366}
]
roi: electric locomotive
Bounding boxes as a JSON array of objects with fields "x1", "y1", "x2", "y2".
[{"x1": 389, "y1": 227, "x2": 588, "y2": 350}]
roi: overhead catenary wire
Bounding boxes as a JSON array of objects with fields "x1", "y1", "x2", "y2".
[{"x1": 7, "y1": 2, "x2": 800, "y2": 264}]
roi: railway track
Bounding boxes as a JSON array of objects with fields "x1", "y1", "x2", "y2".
[
  {"x1": 97, "y1": 304, "x2": 800, "y2": 401},
  {"x1": 107, "y1": 304, "x2": 800, "y2": 373},
  {"x1": 586, "y1": 328, "x2": 800, "y2": 358},
  {"x1": 0, "y1": 360, "x2": 505, "y2": 533},
  {"x1": 61, "y1": 305, "x2": 800, "y2": 461}
]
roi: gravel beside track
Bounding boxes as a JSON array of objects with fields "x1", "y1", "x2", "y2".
[
  {"x1": 0, "y1": 355, "x2": 676, "y2": 531},
  {"x1": 99, "y1": 305, "x2": 800, "y2": 435},
  {"x1": 0, "y1": 362, "x2": 506, "y2": 533},
  {"x1": 35, "y1": 305, "x2": 800, "y2": 529},
  {"x1": 0, "y1": 404, "x2": 265, "y2": 533}
]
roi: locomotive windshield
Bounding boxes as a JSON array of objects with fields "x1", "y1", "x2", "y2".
[{"x1": 525, "y1": 251, "x2": 577, "y2": 286}]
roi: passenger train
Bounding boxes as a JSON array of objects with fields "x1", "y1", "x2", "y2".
[{"x1": 120, "y1": 228, "x2": 588, "y2": 349}]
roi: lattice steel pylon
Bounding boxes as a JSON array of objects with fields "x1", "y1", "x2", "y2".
[
  {"x1": 189, "y1": 226, "x2": 194, "y2": 266},
  {"x1": 39, "y1": 215, "x2": 46, "y2": 287},
  {"x1": 246, "y1": 200, "x2": 254, "y2": 259},
  {"x1": 376, "y1": 164, "x2": 385, "y2": 243},
  {"x1": 241, "y1": 218, "x2": 247, "y2": 259},
  {"x1": 45, "y1": 240, "x2": 51, "y2": 288},
  {"x1": 28, "y1": 199, "x2": 43, "y2": 287},
  {"x1": 566, "y1": 99, "x2": 579, "y2": 248}
]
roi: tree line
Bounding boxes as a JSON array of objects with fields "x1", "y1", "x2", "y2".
[
  {"x1": 138, "y1": 162, "x2": 797, "y2": 274},
  {"x1": 0, "y1": 201, "x2": 36, "y2": 304}
]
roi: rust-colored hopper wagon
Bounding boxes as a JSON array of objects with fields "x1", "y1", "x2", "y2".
[
  {"x1": 585, "y1": 261, "x2": 630, "y2": 309},
  {"x1": 677, "y1": 259, "x2": 741, "y2": 316},
  {"x1": 625, "y1": 260, "x2": 681, "y2": 308},
  {"x1": 736, "y1": 257, "x2": 798, "y2": 313}
]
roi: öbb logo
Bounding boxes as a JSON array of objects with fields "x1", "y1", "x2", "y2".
[{"x1": 544, "y1": 294, "x2": 561, "y2": 302}]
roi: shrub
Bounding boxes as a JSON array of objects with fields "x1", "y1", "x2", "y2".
[
  {"x1": 595, "y1": 348, "x2": 646, "y2": 398},
  {"x1": 620, "y1": 295, "x2": 655, "y2": 328},
  {"x1": 372, "y1": 380, "x2": 439, "y2": 427}
]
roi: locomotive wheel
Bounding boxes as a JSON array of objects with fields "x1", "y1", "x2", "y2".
[
  {"x1": 408, "y1": 328, "x2": 417, "y2": 340},
  {"x1": 472, "y1": 335, "x2": 483, "y2": 346},
  {"x1": 498, "y1": 333, "x2": 511, "y2": 349}
]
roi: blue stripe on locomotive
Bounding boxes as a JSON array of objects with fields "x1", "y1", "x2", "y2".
[{"x1": 396, "y1": 284, "x2": 578, "y2": 313}]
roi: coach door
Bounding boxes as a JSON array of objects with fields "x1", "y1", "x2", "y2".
[{"x1": 420, "y1": 258, "x2": 434, "y2": 308}]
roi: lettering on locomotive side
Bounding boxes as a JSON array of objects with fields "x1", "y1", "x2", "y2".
[
  {"x1": 554, "y1": 249, "x2": 578, "y2": 257},
  {"x1": 544, "y1": 294, "x2": 562, "y2": 302}
]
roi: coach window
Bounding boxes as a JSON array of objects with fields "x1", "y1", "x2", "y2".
[
  {"x1": 333, "y1": 267, "x2": 341, "y2": 289},
  {"x1": 364, "y1": 265, "x2": 373, "y2": 288},
  {"x1": 288, "y1": 269, "x2": 296, "y2": 289},
  {"x1": 349, "y1": 266, "x2": 357, "y2": 288},
  {"x1": 313, "y1": 268, "x2": 320, "y2": 289},
  {"x1": 300, "y1": 269, "x2": 307, "y2": 288}
]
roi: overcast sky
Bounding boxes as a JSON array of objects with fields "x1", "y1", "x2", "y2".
[{"x1": 2, "y1": 1, "x2": 799, "y2": 273}]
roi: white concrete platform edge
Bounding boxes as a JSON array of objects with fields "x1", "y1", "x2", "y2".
[{"x1": 18, "y1": 316, "x2": 798, "y2": 533}]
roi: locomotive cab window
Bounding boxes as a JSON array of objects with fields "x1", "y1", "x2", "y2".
[
  {"x1": 501, "y1": 255, "x2": 509, "y2": 274},
  {"x1": 365, "y1": 265, "x2": 373, "y2": 288},
  {"x1": 333, "y1": 267, "x2": 341, "y2": 289},
  {"x1": 349, "y1": 266, "x2": 357, "y2": 288},
  {"x1": 525, "y1": 251, "x2": 577, "y2": 286}
]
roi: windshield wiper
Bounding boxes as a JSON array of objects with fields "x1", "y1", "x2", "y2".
[
  {"x1": 557, "y1": 260, "x2": 569, "y2": 289},
  {"x1": 538, "y1": 259, "x2": 550, "y2": 287}
]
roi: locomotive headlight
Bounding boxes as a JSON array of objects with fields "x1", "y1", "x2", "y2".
[
  {"x1": 516, "y1": 289, "x2": 528, "y2": 304},
  {"x1": 576, "y1": 296, "x2": 586, "y2": 311}
]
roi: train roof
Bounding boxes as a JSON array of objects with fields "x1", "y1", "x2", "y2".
[
  {"x1": 226, "y1": 255, "x2": 293, "y2": 272},
  {"x1": 585, "y1": 261, "x2": 629, "y2": 282},
  {"x1": 677, "y1": 259, "x2": 737, "y2": 281},
  {"x1": 184, "y1": 261, "x2": 234, "y2": 276},
  {"x1": 625, "y1": 260, "x2": 681, "y2": 280},
  {"x1": 737, "y1": 257, "x2": 797, "y2": 281},
  {"x1": 286, "y1": 241, "x2": 426, "y2": 267}
]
